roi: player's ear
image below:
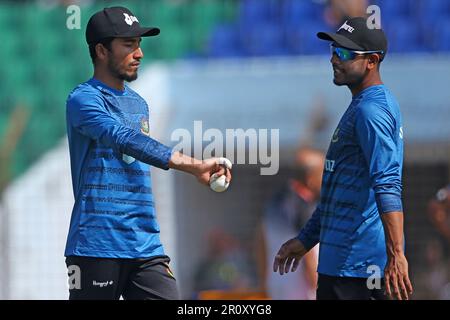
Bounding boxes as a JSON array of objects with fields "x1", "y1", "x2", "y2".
[
  {"x1": 367, "y1": 54, "x2": 380, "y2": 70},
  {"x1": 95, "y1": 43, "x2": 109, "y2": 61}
]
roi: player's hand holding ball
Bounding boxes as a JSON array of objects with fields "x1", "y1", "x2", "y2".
[
  {"x1": 168, "y1": 152, "x2": 232, "y2": 189},
  {"x1": 209, "y1": 157, "x2": 232, "y2": 192}
]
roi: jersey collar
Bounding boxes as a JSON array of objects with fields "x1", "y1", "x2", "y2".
[{"x1": 88, "y1": 77, "x2": 128, "y2": 96}]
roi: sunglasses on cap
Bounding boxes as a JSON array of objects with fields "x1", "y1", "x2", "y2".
[{"x1": 330, "y1": 44, "x2": 384, "y2": 62}]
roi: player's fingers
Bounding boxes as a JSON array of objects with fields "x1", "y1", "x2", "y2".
[
  {"x1": 273, "y1": 255, "x2": 286, "y2": 275},
  {"x1": 398, "y1": 276, "x2": 409, "y2": 300},
  {"x1": 391, "y1": 275, "x2": 401, "y2": 300},
  {"x1": 273, "y1": 248, "x2": 286, "y2": 273},
  {"x1": 405, "y1": 275, "x2": 413, "y2": 295},
  {"x1": 226, "y1": 168, "x2": 231, "y2": 183},
  {"x1": 273, "y1": 256, "x2": 282, "y2": 273},
  {"x1": 384, "y1": 274, "x2": 392, "y2": 298},
  {"x1": 276, "y1": 248, "x2": 289, "y2": 275},
  {"x1": 217, "y1": 157, "x2": 232, "y2": 170},
  {"x1": 402, "y1": 273, "x2": 414, "y2": 299},
  {"x1": 272, "y1": 257, "x2": 279, "y2": 273},
  {"x1": 291, "y1": 258, "x2": 300, "y2": 272},
  {"x1": 284, "y1": 257, "x2": 293, "y2": 274},
  {"x1": 279, "y1": 257, "x2": 287, "y2": 275},
  {"x1": 213, "y1": 166, "x2": 226, "y2": 177}
]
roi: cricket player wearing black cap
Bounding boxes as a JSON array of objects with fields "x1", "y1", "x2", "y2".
[
  {"x1": 64, "y1": 7, "x2": 232, "y2": 300},
  {"x1": 273, "y1": 17, "x2": 413, "y2": 300}
]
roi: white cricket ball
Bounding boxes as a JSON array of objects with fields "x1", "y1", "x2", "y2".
[{"x1": 209, "y1": 173, "x2": 229, "y2": 193}]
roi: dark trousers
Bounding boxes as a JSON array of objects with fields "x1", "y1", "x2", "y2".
[
  {"x1": 66, "y1": 255, "x2": 178, "y2": 300},
  {"x1": 317, "y1": 274, "x2": 387, "y2": 300}
]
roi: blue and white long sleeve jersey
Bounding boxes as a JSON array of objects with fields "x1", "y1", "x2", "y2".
[
  {"x1": 298, "y1": 84, "x2": 404, "y2": 277},
  {"x1": 65, "y1": 78, "x2": 173, "y2": 258}
]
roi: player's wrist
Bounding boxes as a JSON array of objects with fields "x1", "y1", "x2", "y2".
[
  {"x1": 168, "y1": 151, "x2": 202, "y2": 173},
  {"x1": 386, "y1": 244, "x2": 404, "y2": 257}
]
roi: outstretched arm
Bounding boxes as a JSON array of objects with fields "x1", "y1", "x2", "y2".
[
  {"x1": 169, "y1": 152, "x2": 232, "y2": 185},
  {"x1": 68, "y1": 93, "x2": 231, "y2": 184}
]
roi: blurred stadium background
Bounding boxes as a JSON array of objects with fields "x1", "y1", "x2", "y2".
[{"x1": 0, "y1": 0, "x2": 449, "y2": 299}]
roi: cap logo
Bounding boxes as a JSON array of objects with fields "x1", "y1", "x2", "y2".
[
  {"x1": 337, "y1": 21, "x2": 355, "y2": 33},
  {"x1": 123, "y1": 13, "x2": 139, "y2": 26}
]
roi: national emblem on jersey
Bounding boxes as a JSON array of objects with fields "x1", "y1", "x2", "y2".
[
  {"x1": 141, "y1": 117, "x2": 150, "y2": 136},
  {"x1": 332, "y1": 128, "x2": 340, "y2": 143}
]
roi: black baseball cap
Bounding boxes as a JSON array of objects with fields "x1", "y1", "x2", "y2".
[
  {"x1": 317, "y1": 17, "x2": 387, "y2": 53},
  {"x1": 86, "y1": 6, "x2": 160, "y2": 45}
]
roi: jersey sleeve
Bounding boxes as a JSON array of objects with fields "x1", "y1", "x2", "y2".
[
  {"x1": 355, "y1": 102, "x2": 403, "y2": 214},
  {"x1": 66, "y1": 90, "x2": 173, "y2": 170},
  {"x1": 297, "y1": 207, "x2": 321, "y2": 250}
]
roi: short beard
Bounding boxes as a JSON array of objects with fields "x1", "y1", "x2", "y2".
[
  {"x1": 333, "y1": 78, "x2": 346, "y2": 86},
  {"x1": 107, "y1": 56, "x2": 138, "y2": 82},
  {"x1": 333, "y1": 71, "x2": 365, "y2": 87}
]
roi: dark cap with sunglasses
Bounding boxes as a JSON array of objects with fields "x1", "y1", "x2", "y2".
[{"x1": 317, "y1": 17, "x2": 387, "y2": 53}]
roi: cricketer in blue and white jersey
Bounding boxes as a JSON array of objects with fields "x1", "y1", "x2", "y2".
[
  {"x1": 298, "y1": 84, "x2": 404, "y2": 277},
  {"x1": 65, "y1": 77, "x2": 173, "y2": 258}
]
